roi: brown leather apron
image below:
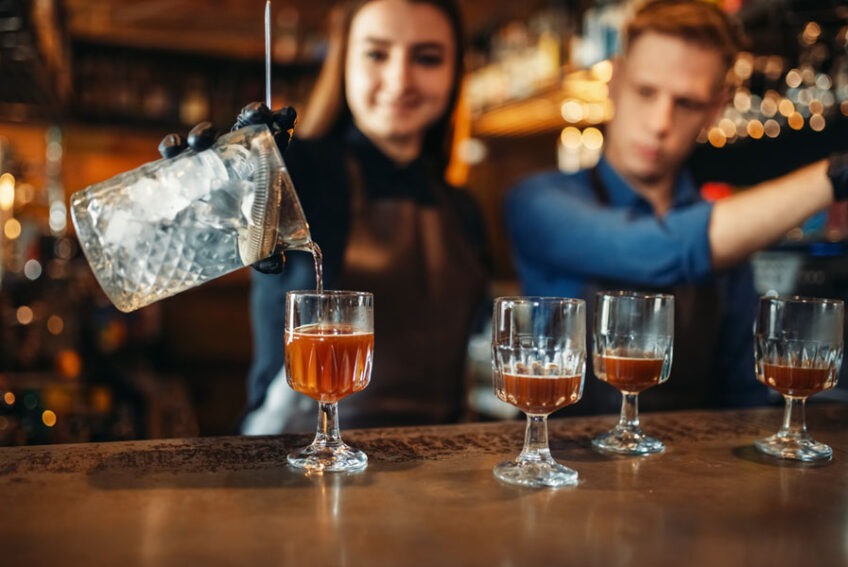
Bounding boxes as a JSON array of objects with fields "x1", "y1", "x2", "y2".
[
  {"x1": 321, "y1": 156, "x2": 486, "y2": 428},
  {"x1": 580, "y1": 166, "x2": 723, "y2": 414}
]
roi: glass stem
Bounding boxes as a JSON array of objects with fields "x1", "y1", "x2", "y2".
[
  {"x1": 618, "y1": 393, "x2": 640, "y2": 431},
  {"x1": 780, "y1": 396, "x2": 808, "y2": 438},
  {"x1": 518, "y1": 414, "x2": 552, "y2": 463},
  {"x1": 314, "y1": 402, "x2": 343, "y2": 448}
]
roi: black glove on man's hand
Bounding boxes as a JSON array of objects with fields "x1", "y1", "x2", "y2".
[
  {"x1": 157, "y1": 103, "x2": 298, "y2": 275},
  {"x1": 828, "y1": 152, "x2": 848, "y2": 202}
]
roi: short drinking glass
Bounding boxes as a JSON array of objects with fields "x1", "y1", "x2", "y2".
[
  {"x1": 754, "y1": 296, "x2": 843, "y2": 462},
  {"x1": 285, "y1": 290, "x2": 374, "y2": 472},
  {"x1": 492, "y1": 297, "x2": 586, "y2": 488},
  {"x1": 592, "y1": 291, "x2": 674, "y2": 455}
]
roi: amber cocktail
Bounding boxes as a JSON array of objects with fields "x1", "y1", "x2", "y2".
[{"x1": 285, "y1": 291, "x2": 374, "y2": 472}]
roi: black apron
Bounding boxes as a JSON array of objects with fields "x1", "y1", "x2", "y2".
[
  {"x1": 579, "y1": 166, "x2": 723, "y2": 415},
  {"x1": 284, "y1": 155, "x2": 487, "y2": 430}
]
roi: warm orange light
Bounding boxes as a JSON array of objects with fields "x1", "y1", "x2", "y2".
[
  {"x1": 809, "y1": 100, "x2": 824, "y2": 115},
  {"x1": 591, "y1": 60, "x2": 613, "y2": 83},
  {"x1": 733, "y1": 90, "x2": 751, "y2": 113},
  {"x1": 3, "y1": 392, "x2": 14, "y2": 405},
  {"x1": 56, "y1": 349, "x2": 82, "y2": 379},
  {"x1": 0, "y1": 173, "x2": 14, "y2": 210},
  {"x1": 809, "y1": 114, "x2": 825, "y2": 132},
  {"x1": 746, "y1": 120, "x2": 764, "y2": 139},
  {"x1": 16, "y1": 305, "x2": 33, "y2": 325},
  {"x1": 581, "y1": 127, "x2": 604, "y2": 151},
  {"x1": 4, "y1": 218, "x2": 21, "y2": 240},
  {"x1": 785, "y1": 69, "x2": 802, "y2": 88},
  {"x1": 583, "y1": 103, "x2": 605, "y2": 124},
  {"x1": 47, "y1": 315, "x2": 64, "y2": 335},
  {"x1": 560, "y1": 100, "x2": 583, "y2": 123},
  {"x1": 842, "y1": 101, "x2": 848, "y2": 117},
  {"x1": 708, "y1": 127, "x2": 726, "y2": 148},
  {"x1": 788, "y1": 112, "x2": 804, "y2": 130},
  {"x1": 560, "y1": 127, "x2": 582, "y2": 149},
  {"x1": 802, "y1": 21, "x2": 821, "y2": 45},
  {"x1": 91, "y1": 387, "x2": 112, "y2": 413},
  {"x1": 42, "y1": 410, "x2": 57, "y2": 427},
  {"x1": 778, "y1": 99, "x2": 795, "y2": 117},
  {"x1": 718, "y1": 118, "x2": 736, "y2": 138}
]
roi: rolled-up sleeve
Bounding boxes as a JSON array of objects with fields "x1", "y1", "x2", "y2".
[{"x1": 505, "y1": 173, "x2": 714, "y2": 287}]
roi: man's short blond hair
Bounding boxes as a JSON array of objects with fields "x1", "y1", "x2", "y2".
[{"x1": 623, "y1": 0, "x2": 745, "y2": 73}]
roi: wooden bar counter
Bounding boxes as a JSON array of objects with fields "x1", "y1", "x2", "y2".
[{"x1": 2, "y1": 405, "x2": 847, "y2": 566}]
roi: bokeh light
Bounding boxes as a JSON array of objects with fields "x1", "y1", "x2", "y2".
[
  {"x1": 24, "y1": 259, "x2": 42, "y2": 280},
  {"x1": 764, "y1": 119, "x2": 780, "y2": 138},
  {"x1": 47, "y1": 315, "x2": 64, "y2": 335},
  {"x1": 0, "y1": 173, "x2": 14, "y2": 210},
  {"x1": 4, "y1": 218, "x2": 21, "y2": 239},
  {"x1": 778, "y1": 99, "x2": 795, "y2": 117},
  {"x1": 42, "y1": 410, "x2": 57, "y2": 428},
  {"x1": 560, "y1": 127, "x2": 582, "y2": 149},
  {"x1": 561, "y1": 100, "x2": 583, "y2": 123},
  {"x1": 708, "y1": 127, "x2": 726, "y2": 148},
  {"x1": 16, "y1": 305, "x2": 33, "y2": 325},
  {"x1": 581, "y1": 128, "x2": 604, "y2": 151},
  {"x1": 747, "y1": 120, "x2": 764, "y2": 139}
]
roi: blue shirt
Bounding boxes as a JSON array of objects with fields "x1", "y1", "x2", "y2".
[{"x1": 505, "y1": 157, "x2": 766, "y2": 411}]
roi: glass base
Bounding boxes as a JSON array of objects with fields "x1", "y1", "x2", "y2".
[
  {"x1": 592, "y1": 427, "x2": 665, "y2": 455},
  {"x1": 287, "y1": 442, "x2": 368, "y2": 472},
  {"x1": 493, "y1": 459, "x2": 578, "y2": 488},
  {"x1": 755, "y1": 432, "x2": 832, "y2": 462}
]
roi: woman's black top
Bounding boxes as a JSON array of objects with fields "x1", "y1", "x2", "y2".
[{"x1": 246, "y1": 123, "x2": 490, "y2": 413}]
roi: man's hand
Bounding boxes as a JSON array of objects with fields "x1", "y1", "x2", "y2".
[{"x1": 157, "y1": 102, "x2": 298, "y2": 275}]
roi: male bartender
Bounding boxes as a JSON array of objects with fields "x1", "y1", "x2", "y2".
[{"x1": 506, "y1": 0, "x2": 848, "y2": 414}]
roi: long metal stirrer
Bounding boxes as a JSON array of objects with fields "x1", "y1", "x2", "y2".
[{"x1": 265, "y1": 0, "x2": 272, "y2": 109}]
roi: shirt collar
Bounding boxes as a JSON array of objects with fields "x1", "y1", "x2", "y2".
[{"x1": 595, "y1": 155, "x2": 700, "y2": 210}]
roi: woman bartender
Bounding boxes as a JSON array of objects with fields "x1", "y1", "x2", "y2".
[{"x1": 242, "y1": 0, "x2": 490, "y2": 433}]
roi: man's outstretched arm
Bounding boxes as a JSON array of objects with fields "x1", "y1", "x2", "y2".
[{"x1": 709, "y1": 159, "x2": 835, "y2": 270}]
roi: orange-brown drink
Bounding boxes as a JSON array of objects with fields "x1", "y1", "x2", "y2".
[
  {"x1": 498, "y1": 372, "x2": 582, "y2": 415},
  {"x1": 285, "y1": 290, "x2": 373, "y2": 473},
  {"x1": 592, "y1": 291, "x2": 674, "y2": 455},
  {"x1": 753, "y1": 296, "x2": 843, "y2": 462},
  {"x1": 594, "y1": 355, "x2": 666, "y2": 393},
  {"x1": 285, "y1": 324, "x2": 374, "y2": 403},
  {"x1": 759, "y1": 363, "x2": 836, "y2": 398}
]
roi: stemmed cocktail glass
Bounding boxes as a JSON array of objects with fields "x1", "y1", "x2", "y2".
[
  {"x1": 754, "y1": 296, "x2": 843, "y2": 462},
  {"x1": 492, "y1": 297, "x2": 586, "y2": 488},
  {"x1": 592, "y1": 291, "x2": 674, "y2": 455},
  {"x1": 285, "y1": 290, "x2": 374, "y2": 472}
]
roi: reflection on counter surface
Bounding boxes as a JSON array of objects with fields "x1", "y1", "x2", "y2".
[{"x1": 2, "y1": 0, "x2": 848, "y2": 445}]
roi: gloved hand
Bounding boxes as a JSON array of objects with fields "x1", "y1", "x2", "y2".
[{"x1": 158, "y1": 102, "x2": 297, "y2": 274}]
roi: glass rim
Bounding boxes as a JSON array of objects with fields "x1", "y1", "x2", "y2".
[
  {"x1": 286, "y1": 290, "x2": 373, "y2": 299},
  {"x1": 759, "y1": 295, "x2": 844, "y2": 307},
  {"x1": 596, "y1": 290, "x2": 674, "y2": 300},
  {"x1": 494, "y1": 296, "x2": 585, "y2": 306}
]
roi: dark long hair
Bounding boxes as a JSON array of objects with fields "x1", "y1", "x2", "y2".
[{"x1": 297, "y1": 0, "x2": 465, "y2": 176}]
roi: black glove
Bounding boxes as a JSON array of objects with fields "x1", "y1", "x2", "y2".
[
  {"x1": 828, "y1": 152, "x2": 848, "y2": 202},
  {"x1": 158, "y1": 103, "x2": 298, "y2": 274}
]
